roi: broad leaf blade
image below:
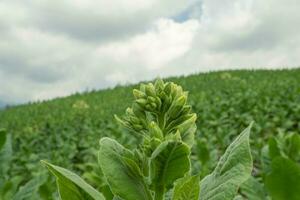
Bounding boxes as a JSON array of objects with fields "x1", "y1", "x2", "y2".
[
  {"x1": 199, "y1": 124, "x2": 253, "y2": 200},
  {"x1": 99, "y1": 137, "x2": 152, "y2": 200},
  {"x1": 265, "y1": 157, "x2": 300, "y2": 200},
  {"x1": 173, "y1": 175, "x2": 200, "y2": 200},
  {"x1": 42, "y1": 161, "x2": 105, "y2": 200},
  {"x1": 240, "y1": 176, "x2": 266, "y2": 200},
  {"x1": 150, "y1": 140, "x2": 191, "y2": 191}
]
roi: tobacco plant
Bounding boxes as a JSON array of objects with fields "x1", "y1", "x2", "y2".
[{"x1": 42, "y1": 79, "x2": 253, "y2": 200}]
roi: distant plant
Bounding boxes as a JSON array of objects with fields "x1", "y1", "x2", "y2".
[
  {"x1": 42, "y1": 79, "x2": 253, "y2": 200},
  {"x1": 261, "y1": 131, "x2": 300, "y2": 200},
  {"x1": 0, "y1": 129, "x2": 48, "y2": 200}
]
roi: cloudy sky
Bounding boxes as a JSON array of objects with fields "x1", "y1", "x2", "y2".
[{"x1": 0, "y1": 0, "x2": 300, "y2": 105}]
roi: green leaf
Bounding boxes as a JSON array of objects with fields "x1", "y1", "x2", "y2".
[
  {"x1": 0, "y1": 133, "x2": 12, "y2": 176},
  {"x1": 41, "y1": 160, "x2": 105, "y2": 200},
  {"x1": 13, "y1": 175, "x2": 47, "y2": 200},
  {"x1": 199, "y1": 123, "x2": 253, "y2": 200},
  {"x1": 0, "y1": 129, "x2": 6, "y2": 151},
  {"x1": 240, "y1": 176, "x2": 266, "y2": 200},
  {"x1": 260, "y1": 146, "x2": 271, "y2": 174},
  {"x1": 265, "y1": 157, "x2": 300, "y2": 200},
  {"x1": 268, "y1": 137, "x2": 281, "y2": 159},
  {"x1": 0, "y1": 176, "x2": 23, "y2": 200},
  {"x1": 98, "y1": 137, "x2": 152, "y2": 200},
  {"x1": 233, "y1": 195, "x2": 243, "y2": 200},
  {"x1": 196, "y1": 138, "x2": 210, "y2": 165},
  {"x1": 286, "y1": 133, "x2": 300, "y2": 161},
  {"x1": 172, "y1": 175, "x2": 200, "y2": 200},
  {"x1": 150, "y1": 140, "x2": 190, "y2": 192}
]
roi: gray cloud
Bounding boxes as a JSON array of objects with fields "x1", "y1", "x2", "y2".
[
  {"x1": 8, "y1": 0, "x2": 196, "y2": 42},
  {"x1": 0, "y1": 0, "x2": 299, "y2": 104}
]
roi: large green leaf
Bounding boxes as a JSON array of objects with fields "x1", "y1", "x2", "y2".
[
  {"x1": 42, "y1": 161, "x2": 105, "y2": 200},
  {"x1": 265, "y1": 157, "x2": 300, "y2": 200},
  {"x1": 240, "y1": 176, "x2": 266, "y2": 200},
  {"x1": 98, "y1": 137, "x2": 152, "y2": 200},
  {"x1": 150, "y1": 140, "x2": 190, "y2": 191},
  {"x1": 172, "y1": 175, "x2": 200, "y2": 200},
  {"x1": 199, "y1": 124, "x2": 253, "y2": 200}
]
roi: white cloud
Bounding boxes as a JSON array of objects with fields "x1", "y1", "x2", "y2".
[
  {"x1": 0, "y1": 0, "x2": 299, "y2": 104},
  {"x1": 95, "y1": 19, "x2": 199, "y2": 70},
  {"x1": 17, "y1": 0, "x2": 196, "y2": 41},
  {"x1": 169, "y1": 0, "x2": 300, "y2": 71}
]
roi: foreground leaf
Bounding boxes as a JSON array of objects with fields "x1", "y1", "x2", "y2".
[
  {"x1": 199, "y1": 124, "x2": 253, "y2": 200},
  {"x1": 173, "y1": 174, "x2": 200, "y2": 200},
  {"x1": 99, "y1": 137, "x2": 152, "y2": 200},
  {"x1": 240, "y1": 176, "x2": 266, "y2": 200},
  {"x1": 265, "y1": 157, "x2": 300, "y2": 200},
  {"x1": 42, "y1": 161, "x2": 105, "y2": 200},
  {"x1": 150, "y1": 140, "x2": 190, "y2": 192}
]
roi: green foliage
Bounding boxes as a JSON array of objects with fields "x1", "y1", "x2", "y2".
[
  {"x1": 239, "y1": 176, "x2": 266, "y2": 200},
  {"x1": 172, "y1": 174, "x2": 200, "y2": 200},
  {"x1": 199, "y1": 124, "x2": 253, "y2": 200},
  {"x1": 98, "y1": 79, "x2": 199, "y2": 200},
  {"x1": 42, "y1": 161, "x2": 105, "y2": 200},
  {"x1": 0, "y1": 130, "x2": 12, "y2": 176},
  {"x1": 150, "y1": 140, "x2": 190, "y2": 192},
  {"x1": 115, "y1": 79, "x2": 197, "y2": 147},
  {"x1": 0, "y1": 69, "x2": 299, "y2": 199},
  {"x1": 260, "y1": 130, "x2": 300, "y2": 200},
  {"x1": 0, "y1": 129, "x2": 6, "y2": 150},
  {"x1": 98, "y1": 138, "x2": 152, "y2": 200},
  {"x1": 13, "y1": 175, "x2": 47, "y2": 200},
  {"x1": 41, "y1": 79, "x2": 254, "y2": 200},
  {"x1": 265, "y1": 157, "x2": 300, "y2": 200}
]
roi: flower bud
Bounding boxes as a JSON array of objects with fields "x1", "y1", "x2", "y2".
[
  {"x1": 150, "y1": 103, "x2": 157, "y2": 109},
  {"x1": 149, "y1": 121, "x2": 163, "y2": 139},
  {"x1": 145, "y1": 104, "x2": 153, "y2": 111},
  {"x1": 132, "y1": 103, "x2": 145, "y2": 118},
  {"x1": 155, "y1": 97, "x2": 162, "y2": 111},
  {"x1": 136, "y1": 99, "x2": 147, "y2": 107},
  {"x1": 154, "y1": 78, "x2": 164, "y2": 92},
  {"x1": 145, "y1": 83, "x2": 156, "y2": 97},
  {"x1": 176, "y1": 113, "x2": 197, "y2": 133},
  {"x1": 147, "y1": 96, "x2": 156, "y2": 103},
  {"x1": 168, "y1": 95, "x2": 187, "y2": 119},
  {"x1": 140, "y1": 83, "x2": 146, "y2": 93},
  {"x1": 130, "y1": 116, "x2": 141, "y2": 124},
  {"x1": 181, "y1": 105, "x2": 191, "y2": 115},
  {"x1": 126, "y1": 107, "x2": 134, "y2": 116},
  {"x1": 133, "y1": 89, "x2": 146, "y2": 99},
  {"x1": 164, "y1": 82, "x2": 172, "y2": 94},
  {"x1": 114, "y1": 115, "x2": 131, "y2": 129}
]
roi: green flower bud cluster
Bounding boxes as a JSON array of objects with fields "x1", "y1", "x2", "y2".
[{"x1": 115, "y1": 78, "x2": 197, "y2": 147}]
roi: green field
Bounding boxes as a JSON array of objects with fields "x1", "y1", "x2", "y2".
[{"x1": 1, "y1": 69, "x2": 300, "y2": 199}]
